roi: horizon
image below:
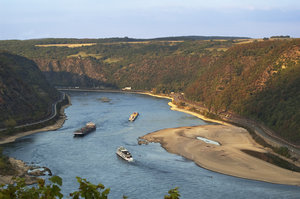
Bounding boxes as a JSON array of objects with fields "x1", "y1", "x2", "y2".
[
  {"x1": 1, "y1": 35, "x2": 298, "y2": 42},
  {"x1": 1, "y1": 0, "x2": 300, "y2": 40}
]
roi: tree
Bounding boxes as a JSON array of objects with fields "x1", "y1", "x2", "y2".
[
  {"x1": 164, "y1": 187, "x2": 180, "y2": 199},
  {"x1": 0, "y1": 176, "x2": 180, "y2": 198}
]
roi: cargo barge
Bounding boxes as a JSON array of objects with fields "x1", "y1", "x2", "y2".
[{"x1": 74, "y1": 122, "x2": 96, "y2": 137}]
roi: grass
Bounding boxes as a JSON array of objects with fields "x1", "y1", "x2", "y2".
[
  {"x1": 241, "y1": 149, "x2": 300, "y2": 172},
  {"x1": 103, "y1": 40, "x2": 184, "y2": 45},
  {"x1": 103, "y1": 57, "x2": 122, "y2": 63},
  {"x1": 205, "y1": 47, "x2": 229, "y2": 52},
  {"x1": 35, "y1": 43, "x2": 97, "y2": 48},
  {"x1": 67, "y1": 51, "x2": 102, "y2": 59}
]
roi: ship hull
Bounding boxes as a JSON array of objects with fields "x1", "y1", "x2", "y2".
[{"x1": 73, "y1": 126, "x2": 96, "y2": 137}]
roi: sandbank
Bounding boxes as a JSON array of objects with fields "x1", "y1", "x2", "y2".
[{"x1": 141, "y1": 125, "x2": 300, "y2": 186}]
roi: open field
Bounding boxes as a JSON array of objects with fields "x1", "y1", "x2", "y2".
[
  {"x1": 35, "y1": 43, "x2": 97, "y2": 48},
  {"x1": 103, "y1": 57, "x2": 122, "y2": 63},
  {"x1": 35, "y1": 40, "x2": 184, "y2": 48},
  {"x1": 67, "y1": 51, "x2": 102, "y2": 59},
  {"x1": 103, "y1": 40, "x2": 185, "y2": 45},
  {"x1": 205, "y1": 47, "x2": 229, "y2": 52}
]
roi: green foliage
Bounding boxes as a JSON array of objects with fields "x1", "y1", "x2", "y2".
[
  {"x1": 273, "y1": 147, "x2": 291, "y2": 158},
  {"x1": 185, "y1": 39, "x2": 300, "y2": 144},
  {"x1": 0, "y1": 38, "x2": 230, "y2": 92},
  {"x1": 0, "y1": 176, "x2": 180, "y2": 198},
  {"x1": 0, "y1": 148, "x2": 14, "y2": 175},
  {"x1": 164, "y1": 187, "x2": 180, "y2": 199},
  {"x1": 4, "y1": 119, "x2": 16, "y2": 128},
  {"x1": 0, "y1": 52, "x2": 60, "y2": 129},
  {"x1": 70, "y1": 177, "x2": 110, "y2": 199},
  {"x1": 0, "y1": 176, "x2": 63, "y2": 199}
]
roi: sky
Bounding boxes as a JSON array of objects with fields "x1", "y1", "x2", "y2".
[{"x1": 0, "y1": 0, "x2": 300, "y2": 40}]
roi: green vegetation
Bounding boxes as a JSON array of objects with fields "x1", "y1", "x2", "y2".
[
  {"x1": 0, "y1": 37, "x2": 299, "y2": 145},
  {"x1": 0, "y1": 148, "x2": 15, "y2": 176},
  {"x1": 185, "y1": 39, "x2": 300, "y2": 144},
  {"x1": 0, "y1": 176, "x2": 180, "y2": 199},
  {"x1": 67, "y1": 51, "x2": 102, "y2": 59},
  {"x1": 241, "y1": 150, "x2": 300, "y2": 172},
  {"x1": 0, "y1": 38, "x2": 236, "y2": 91},
  {"x1": 0, "y1": 52, "x2": 60, "y2": 129}
]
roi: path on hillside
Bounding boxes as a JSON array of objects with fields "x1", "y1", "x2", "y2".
[{"x1": 0, "y1": 92, "x2": 66, "y2": 132}]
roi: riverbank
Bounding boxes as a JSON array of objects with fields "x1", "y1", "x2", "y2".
[
  {"x1": 139, "y1": 92, "x2": 300, "y2": 185},
  {"x1": 0, "y1": 95, "x2": 71, "y2": 145},
  {"x1": 141, "y1": 125, "x2": 300, "y2": 186},
  {"x1": 0, "y1": 158, "x2": 37, "y2": 185},
  {"x1": 0, "y1": 95, "x2": 70, "y2": 184}
]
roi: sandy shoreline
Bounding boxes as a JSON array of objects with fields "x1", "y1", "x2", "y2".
[
  {"x1": 139, "y1": 92, "x2": 300, "y2": 186},
  {"x1": 141, "y1": 125, "x2": 300, "y2": 186}
]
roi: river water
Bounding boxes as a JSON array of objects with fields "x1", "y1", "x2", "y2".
[{"x1": 3, "y1": 92, "x2": 300, "y2": 198}]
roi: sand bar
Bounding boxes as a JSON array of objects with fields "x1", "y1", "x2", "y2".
[{"x1": 141, "y1": 125, "x2": 300, "y2": 186}]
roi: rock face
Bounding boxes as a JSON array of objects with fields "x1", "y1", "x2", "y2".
[
  {"x1": 0, "y1": 52, "x2": 60, "y2": 128},
  {"x1": 0, "y1": 158, "x2": 53, "y2": 185},
  {"x1": 34, "y1": 58, "x2": 115, "y2": 88}
]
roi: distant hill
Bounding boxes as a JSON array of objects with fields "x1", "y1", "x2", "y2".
[
  {"x1": 0, "y1": 37, "x2": 298, "y2": 145},
  {"x1": 0, "y1": 38, "x2": 233, "y2": 90},
  {"x1": 0, "y1": 52, "x2": 60, "y2": 128},
  {"x1": 150, "y1": 36, "x2": 250, "y2": 41}
]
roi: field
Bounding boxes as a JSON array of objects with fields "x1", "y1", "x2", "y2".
[
  {"x1": 35, "y1": 43, "x2": 97, "y2": 48},
  {"x1": 67, "y1": 51, "x2": 102, "y2": 59}
]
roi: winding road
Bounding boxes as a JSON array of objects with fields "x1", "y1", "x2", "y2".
[{"x1": 0, "y1": 92, "x2": 66, "y2": 132}]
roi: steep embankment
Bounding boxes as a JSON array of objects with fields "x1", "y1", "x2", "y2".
[
  {"x1": 0, "y1": 52, "x2": 60, "y2": 129},
  {"x1": 185, "y1": 39, "x2": 300, "y2": 144}
]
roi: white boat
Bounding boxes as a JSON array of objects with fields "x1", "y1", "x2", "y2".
[{"x1": 116, "y1": 146, "x2": 133, "y2": 162}]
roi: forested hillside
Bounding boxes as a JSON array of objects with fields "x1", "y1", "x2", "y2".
[
  {"x1": 0, "y1": 52, "x2": 60, "y2": 128},
  {"x1": 0, "y1": 37, "x2": 299, "y2": 144},
  {"x1": 0, "y1": 38, "x2": 233, "y2": 91},
  {"x1": 185, "y1": 39, "x2": 300, "y2": 144}
]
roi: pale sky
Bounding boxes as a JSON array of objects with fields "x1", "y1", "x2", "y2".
[{"x1": 0, "y1": 0, "x2": 299, "y2": 39}]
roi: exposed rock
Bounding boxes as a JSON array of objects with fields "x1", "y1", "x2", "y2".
[
  {"x1": 137, "y1": 138, "x2": 149, "y2": 145},
  {"x1": 0, "y1": 158, "x2": 52, "y2": 185}
]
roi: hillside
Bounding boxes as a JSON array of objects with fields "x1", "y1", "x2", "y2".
[
  {"x1": 185, "y1": 39, "x2": 300, "y2": 144},
  {"x1": 0, "y1": 38, "x2": 233, "y2": 91},
  {"x1": 0, "y1": 52, "x2": 60, "y2": 129},
  {"x1": 0, "y1": 37, "x2": 299, "y2": 145}
]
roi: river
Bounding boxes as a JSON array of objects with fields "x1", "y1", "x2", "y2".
[{"x1": 3, "y1": 91, "x2": 300, "y2": 198}]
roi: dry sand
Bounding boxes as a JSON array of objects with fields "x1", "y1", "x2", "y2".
[
  {"x1": 141, "y1": 125, "x2": 300, "y2": 186},
  {"x1": 139, "y1": 97, "x2": 300, "y2": 186}
]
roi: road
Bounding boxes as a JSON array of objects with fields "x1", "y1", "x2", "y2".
[
  {"x1": 171, "y1": 93, "x2": 300, "y2": 156},
  {"x1": 0, "y1": 92, "x2": 66, "y2": 132}
]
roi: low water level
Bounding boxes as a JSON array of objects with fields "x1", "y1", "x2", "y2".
[{"x1": 3, "y1": 92, "x2": 300, "y2": 198}]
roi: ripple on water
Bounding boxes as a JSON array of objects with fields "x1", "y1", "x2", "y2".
[{"x1": 3, "y1": 91, "x2": 300, "y2": 199}]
